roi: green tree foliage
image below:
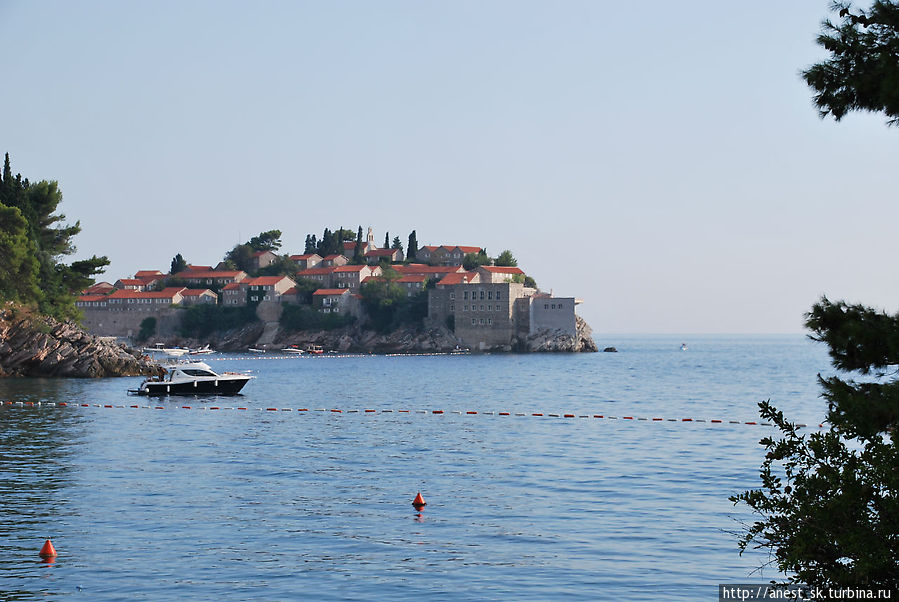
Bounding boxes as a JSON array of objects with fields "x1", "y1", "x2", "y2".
[
  {"x1": 463, "y1": 250, "x2": 491, "y2": 271},
  {"x1": 0, "y1": 153, "x2": 108, "y2": 319},
  {"x1": 495, "y1": 249, "x2": 518, "y2": 267},
  {"x1": 0, "y1": 203, "x2": 41, "y2": 303},
  {"x1": 732, "y1": 298, "x2": 899, "y2": 587},
  {"x1": 391, "y1": 236, "x2": 403, "y2": 252},
  {"x1": 137, "y1": 317, "x2": 157, "y2": 343},
  {"x1": 359, "y1": 268, "x2": 427, "y2": 332},
  {"x1": 304, "y1": 234, "x2": 315, "y2": 254},
  {"x1": 248, "y1": 229, "x2": 282, "y2": 252},
  {"x1": 353, "y1": 226, "x2": 363, "y2": 264},
  {"x1": 288, "y1": 277, "x2": 321, "y2": 304},
  {"x1": 280, "y1": 304, "x2": 354, "y2": 331},
  {"x1": 170, "y1": 253, "x2": 188, "y2": 275},
  {"x1": 224, "y1": 243, "x2": 254, "y2": 273},
  {"x1": 407, "y1": 230, "x2": 417, "y2": 260},
  {"x1": 803, "y1": 1, "x2": 899, "y2": 125},
  {"x1": 316, "y1": 228, "x2": 338, "y2": 257},
  {"x1": 732, "y1": 7, "x2": 899, "y2": 586},
  {"x1": 384, "y1": 231, "x2": 389, "y2": 249},
  {"x1": 255, "y1": 255, "x2": 299, "y2": 278}
]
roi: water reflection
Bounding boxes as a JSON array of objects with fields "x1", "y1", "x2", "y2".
[{"x1": 1, "y1": 379, "x2": 86, "y2": 599}]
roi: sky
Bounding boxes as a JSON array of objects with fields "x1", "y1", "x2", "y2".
[{"x1": 1, "y1": 1, "x2": 895, "y2": 334}]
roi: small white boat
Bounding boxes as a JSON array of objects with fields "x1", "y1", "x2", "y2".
[
  {"x1": 281, "y1": 346, "x2": 304, "y2": 355},
  {"x1": 189, "y1": 344, "x2": 215, "y2": 355},
  {"x1": 143, "y1": 343, "x2": 189, "y2": 358},
  {"x1": 248, "y1": 347, "x2": 266, "y2": 354},
  {"x1": 131, "y1": 361, "x2": 253, "y2": 396}
]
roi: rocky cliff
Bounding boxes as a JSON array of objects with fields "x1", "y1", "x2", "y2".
[
  {"x1": 170, "y1": 316, "x2": 597, "y2": 354},
  {"x1": 0, "y1": 304, "x2": 162, "y2": 378},
  {"x1": 519, "y1": 315, "x2": 598, "y2": 352}
]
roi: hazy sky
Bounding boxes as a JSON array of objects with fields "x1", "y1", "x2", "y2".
[{"x1": 1, "y1": 1, "x2": 895, "y2": 334}]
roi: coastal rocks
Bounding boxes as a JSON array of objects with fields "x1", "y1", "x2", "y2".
[
  {"x1": 274, "y1": 324, "x2": 462, "y2": 354},
  {"x1": 0, "y1": 304, "x2": 162, "y2": 378},
  {"x1": 520, "y1": 316, "x2": 598, "y2": 353}
]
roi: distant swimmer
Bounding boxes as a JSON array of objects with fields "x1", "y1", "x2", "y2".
[{"x1": 681, "y1": 343, "x2": 688, "y2": 351}]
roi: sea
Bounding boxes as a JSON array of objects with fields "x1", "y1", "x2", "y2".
[{"x1": 0, "y1": 335, "x2": 834, "y2": 601}]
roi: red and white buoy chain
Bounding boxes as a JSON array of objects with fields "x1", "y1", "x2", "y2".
[{"x1": 0, "y1": 400, "x2": 822, "y2": 428}]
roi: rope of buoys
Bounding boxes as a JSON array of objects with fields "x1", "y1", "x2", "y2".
[{"x1": 0, "y1": 399, "x2": 820, "y2": 427}]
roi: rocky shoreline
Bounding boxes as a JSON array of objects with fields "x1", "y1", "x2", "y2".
[
  {"x1": 172, "y1": 315, "x2": 598, "y2": 354},
  {"x1": 0, "y1": 304, "x2": 162, "y2": 378}
]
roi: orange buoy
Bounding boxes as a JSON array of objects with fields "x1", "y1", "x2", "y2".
[
  {"x1": 412, "y1": 492, "x2": 427, "y2": 509},
  {"x1": 39, "y1": 539, "x2": 57, "y2": 559}
]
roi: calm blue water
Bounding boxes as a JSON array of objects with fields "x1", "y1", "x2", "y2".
[{"x1": 0, "y1": 335, "x2": 833, "y2": 600}]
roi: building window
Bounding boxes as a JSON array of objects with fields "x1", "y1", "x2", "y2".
[
  {"x1": 487, "y1": 305, "x2": 492, "y2": 311},
  {"x1": 552, "y1": 304, "x2": 556, "y2": 309},
  {"x1": 558, "y1": 303, "x2": 563, "y2": 309},
  {"x1": 464, "y1": 291, "x2": 469, "y2": 300},
  {"x1": 488, "y1": 291, "x2": 493, "y2": 300},
  {"x1": 545, "y1": 304, "x2": 549, "y2": 310},
  {"x1": 479, "y1": 318, "x2": 484, "y2": 325},
  {"x1": 471, "y1": 318, "x2": 476, "y2": 325},
  {"x1": 487, "y1": 318, "x2": 492, "y2": 325},
  {"x1": 480, "y1": 305, "x2": 484, "y2": 311},
  {"x1": 480, "y1": 291, "x2": 485, "y2": 300},
  {"x1": 450, "y1": 305, "x2": 454, "y2": 311},
  {"x1": 450, "y1": 293, "x2": 455, "y2": 300},
  {"x1": 496, "y1": 291, "x2": 501, "y2": 300},
  {"x1": 464, "y1": 305, "x2": 468, "y2": 311}
]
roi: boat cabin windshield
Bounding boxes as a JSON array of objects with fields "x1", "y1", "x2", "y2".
[{"x1": 181, "y1": 368, "x2": 217, "y2": 377}]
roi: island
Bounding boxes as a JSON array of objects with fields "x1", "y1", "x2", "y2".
[{"x1": 77, "y1": 228, "x2": 597, "y2": 354}]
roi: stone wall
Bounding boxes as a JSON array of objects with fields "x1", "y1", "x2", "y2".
[{"x1": 80, "y1": 307, "x2": 184, "y2": 339}]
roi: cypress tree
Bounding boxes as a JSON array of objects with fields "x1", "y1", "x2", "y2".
[
  {"x1": 354, "y1": 226, "x2": 363, "y2": 263},
  {"x1": 384, "y1": 231, "x2": 389, "y2": 249},
  {"x1": 407, "y1": 230, "x2": 417, "y2": 260}
]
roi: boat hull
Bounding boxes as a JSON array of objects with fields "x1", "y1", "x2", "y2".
[{"x1": 137, "y1": 378, "x2": 250, "y2": 396}]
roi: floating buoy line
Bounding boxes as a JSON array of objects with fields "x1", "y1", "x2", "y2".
[{"x1": 0, "y1": 400, "x2": 822, "y2": 428}]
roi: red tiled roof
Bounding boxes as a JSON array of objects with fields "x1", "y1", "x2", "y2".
[
  {"x1": 365, "y1": 248, "x2": 398, "y2": 257},
  {"x1": 395, "y1": 265, "x2": 463, "y2": 276},
  {"x1": 282, "y1": 287, "x2": 298, "y2": 296},
  {"x1": 244, "y1": 276, "x2": 293, "y2": 286},
  {"x1": 421, "y1": 246, "x2": 440, "y2": 252},
  {"x1": 117, "y1": 279, "x2": 143, "y2": 286},
  {"x1": 322, "y1": 255, "x2": 341, "y2": 261},
  {"x1": 298, "y1": 267, "x2": 337, "y2": 276},
  {"x1": 108, "y1": 287, "x2": 186, "y2": 300},
  {"x1": 222, "y1": 283, "x2": 241, "y2": 291},
  {"x1": 187, "y1": 265, "x2": 213, "y2": 271},
  {"x1": 134, "y1": 270, "x2": 163, "y2": 278},
  {"x1": 181, "y1": 289, "x2": 215, "y2": 297},
  {"x1": 83, "y1": 282, "x2": 114, "y2": 294},
  {"x1": 174, "y1": 270, "x2": 245, "y2": 279},
  {"x1": 312, "y1": 288, "x2": 349, "y2": 296},
  {"x1": 333, "y1": 265, "x2": 367, "y2": 273},
  {"x1": 78, "y1": 295, "x2": 108, "y2": 302},
  {"x1": 481, "y1": 266, "x2": 524, "y2": 274},
  {"x1": 252, "y1": 250, "x2": 273, "y2": 257},
  {"x1": 397, "y1": 275, "x2": 428, "y2": 283},
  {"x1": 290, "y1": 254, "x2": 320, "y2": 261},
  {"x1": 437, "y1": 272, "x2": 478, "y2": 286}
]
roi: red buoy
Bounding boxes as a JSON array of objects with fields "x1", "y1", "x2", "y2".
[
  {"x1": 412, "y1": 492, "x2": 427, "y2": 509},
  {"x1": 39, "y1": 539, "x2": 57, "y2": 559}
]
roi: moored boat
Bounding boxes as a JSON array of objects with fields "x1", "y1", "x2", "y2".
[{"x1": 131, "y1": 361, "x2": 253, "y2": 396}]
